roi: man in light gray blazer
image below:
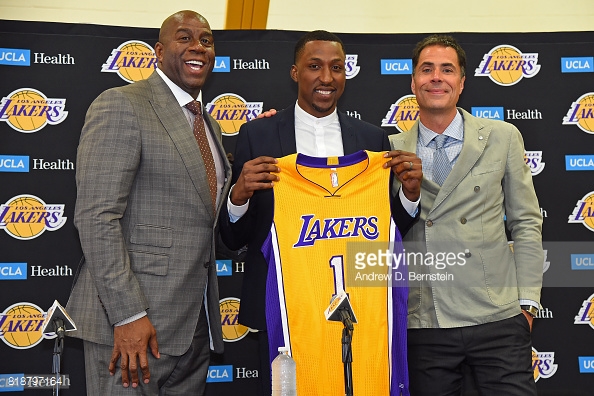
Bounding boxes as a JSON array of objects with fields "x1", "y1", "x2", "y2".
[
  {"x1": 66, "y1": 10, "x2": 231, "y2": 395},
  {"x1": 386, "y1": 35, "x2": 543, "y2": 395}
]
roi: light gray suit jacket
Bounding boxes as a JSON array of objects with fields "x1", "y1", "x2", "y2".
[
  {"x1": 66, "y1": 72, "x2": 231, "y2": 355},
  {"x1": 390, "y1": 108, "x2": 543, "y2": 329}
]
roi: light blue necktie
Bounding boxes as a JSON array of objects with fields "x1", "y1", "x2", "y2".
[{"x1": 433, "y1": 134, "x2": 452, "y2": 186}]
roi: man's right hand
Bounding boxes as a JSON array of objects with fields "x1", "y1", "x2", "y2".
[
  {"x1": 109, "y1": 316, "x2": 160, "y2": 388},
  {"x1": 230, "y1": 156, "x2": 280, "y2": 206}
]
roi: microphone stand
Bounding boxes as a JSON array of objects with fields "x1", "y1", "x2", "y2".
[
  {"x1": 52, "y1": 319, "x2": 65, "y2": 396},
  {"x1": 339, "y1": 309, "x2": 354, "y2": 396}
]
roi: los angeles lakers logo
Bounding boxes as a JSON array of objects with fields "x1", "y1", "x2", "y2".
[
  {"x1": 0, "y1": 88, "x2": 68, "y2": 133},
  {"x1": 0, "y1": 302, "x2": 55, "y2": 349},
  {"x1": 524, "y1": 151, "x2": 545, "y2": 176},
  {"x1": 568, "y1": 191, "x2": 594, "y2": 232},
  {"x1": 381, "y1": 95, "x2": 419, "y2": 132},
  {"x1": 101, "y1": 40, "x2": 157, "y2": 83},
  {"x1": 205, "y1": 93, "x2": 263, "y2": 136},
  {"x1": 0, "y1": 194, "x2": 67, "y2": 240},
  {"x1": 219, "y1": 297, "x2": 254, "y2": 342},
  {"x1": 562, "y1": 92, "x2": 594, "y2": 134},
  {"x1": 532, "y1": 347, "x2": 558, "y2": 381},
  {"x1": 475, "y1": 45, "x2": 541, "y2": 86},
  {"x1": 345, "y1": 54, "x2": 360, "y2": 80},
  {"x1": 574, "y1": 293, "x2": 594, "y2": 329}
]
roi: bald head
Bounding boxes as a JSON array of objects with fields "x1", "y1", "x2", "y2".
[{"x1": 159, "y1": 10, "x2": 209, "y2": 44}]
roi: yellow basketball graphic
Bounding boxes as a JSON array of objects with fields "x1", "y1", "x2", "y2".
[
  {"x1": 580, "y1": 193, "x2": 594, "y2": 231},
  {"x1": 0, "y1": 303, "x2": 50, "y2": 349},
  {"x1": 531, "y1": 349, "x2": 539, "y2": 381},
  {"x1": 2, "y1": 195, "x2": 47, "y2": 239},
  {"x1": 116, "y1": 41, "x2": 157, "y2": 83},
  {"x1": 219, "y1": 297, "x2": 251, "y2": 342},
  {"x1": 6, "y1": 89, "x2": 48, "y2": 132},
  {"x1": 489, "y1": 46, "x2": 523, "y2": 85},
  {"x1": 209, "y1": 94, "x2": 250, "y2": 136},
  {"x1": 395, "y1": 95, "x2": 419, "y2": 133},
  {"x1": 577, "y1": 94, "x2": 594, "y2": 133}
]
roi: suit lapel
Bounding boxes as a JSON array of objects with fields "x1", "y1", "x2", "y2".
[
  {"x1": 277, "y1": 105, "x2": 298, "y2": 156},
  {"x1": 338, "y1": 111, "x2": 358, "y2": 155},
  {"x1": 430, "y1": 109, "x2": 490, "y2": 212},
  {"x1": 148, "y1": 73, "x2": 216, "y2": 219}
]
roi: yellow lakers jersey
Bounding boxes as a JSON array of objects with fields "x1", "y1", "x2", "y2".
[{"x1": 262, "y1": 150, "x2": 409, "y2": 396}]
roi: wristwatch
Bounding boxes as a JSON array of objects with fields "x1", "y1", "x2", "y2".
[{"x1": 521, "y1": 305, "x2": 539, "y2": 317}]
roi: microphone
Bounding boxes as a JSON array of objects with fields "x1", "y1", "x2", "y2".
[
  {"x1": 325, "y1": 289, "x2": 357, "y2": 324},
  {"x1": 42, "y1": 300, "x2": 77, "y2": 339}
]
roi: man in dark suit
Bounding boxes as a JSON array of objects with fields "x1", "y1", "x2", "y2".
[
  {"x1": 66, "y1": 10, "x2": 231, "y2": 395},
  {"x1": 219, "y1": 30, "x2": 422, "y2": 394}
]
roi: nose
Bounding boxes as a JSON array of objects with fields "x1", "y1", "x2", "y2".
[
  {"x1": 431, "y1": 69, "x2": 442, "y2": 81},
  {"x1": 319, "y1": 66, "x2": 333, "y2": 83},
  {"x1": 189, "y1": 38, "x2": 207, "y2": 52}
]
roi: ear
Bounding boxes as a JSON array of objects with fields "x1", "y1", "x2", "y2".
[
  {"x1": 290, "y1": 65, "x2": 298, "y2": 83},
  {"x1": 154, "y1": 42, "x2": 163, "y2": 63},
  {"x1": 460, "y1": 75, "x2": 466, "y2": 93},
  {"x1": 410, "y1": 75, "x2": 416, "y2": 95}
]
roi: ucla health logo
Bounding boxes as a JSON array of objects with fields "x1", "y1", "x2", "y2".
[
  {"x1": 380, "y1": 59, "x2": 412, "y2": 75},
  {"x1": 207, "y1": 365, "x2": 233, "y2": 383},
  {"x1": 345, "y1": 54, "x2": 360, "y2": 79},
  {"x1": 0, "y1": 194, "x2": 67, "y2": 240},
  {"x1": 524, "y1": 151, "x2": 545, "y2": 176},
  {"x1": 578, "y1": 356, "x2": 594, "y2": 373},
  {"x1": 216, "y1": 260, "x2": 232, "y2": 276},
  {"x1": 568, "y1": 191, "x2": 594, "y2": 232},
  {"x1": 566, "y1": 155, "x2": 594, "y2": 171},
  {"x1": 0, "y1": 48, "x2": 30, "y2": 66},
  {"x1": 574, "y1": 293, "x2": 594, "y2": 329},
  {"x1": 219, "y1": 297, "x2": 255, "y2": 342},
  {"x1": 206, "y1": 93, "x2": 263, "y2": 136},
  {"x1": 472, "y1": 107, "x2": 504, "y2": 121},
  {"x1": 213, "y1": 56, "x2": 230, "y2": 72},
  {"x1": 0, "y1": 302, "x2": 55, "y2": 349},
  {"x1": 101, "y1": 40, "x2": 157, "y2": 83},
  {"x1": 0, "y1": 155, "x2": 29, "y2": 172},
  {"x1": 532, "y1": 348, "x2": 558, "y2": 381},
  {"x1": 475, "y1": 45, "x2": 541, "y2": 86},
  {"x1": 563, "y1": 92, "x2": 594, "y2": 134},
  {"x1": 0, "y1": 263, "x2": 27, "y2": 280},
  {"x1": 0, "y1": 88, "x2": 67, "y2": 133},
  {"x1": 561, "y1": 57, "x2": 593, "y2": 73},
  {"x1": 381, "y1": 95, "x2": 419, "y2": 132}
]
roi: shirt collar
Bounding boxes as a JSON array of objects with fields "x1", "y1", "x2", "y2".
[
  {"x1": 418, "y1": 109, "x2": 464, "y2": 147},
  {"x1": 155, "y1": 68, "x2": 203, "y2": 107},
  {"x1": 294, "y1": 100, "x2": 338, "y2": 127}
]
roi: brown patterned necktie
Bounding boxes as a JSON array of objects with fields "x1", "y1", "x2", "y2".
[{"x1": 185, "y1": 100, "x2": 217, "y2": 210}]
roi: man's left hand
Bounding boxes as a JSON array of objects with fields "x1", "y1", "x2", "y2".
[{"x1": 384, "y1": 150, "x2": 422, "y2": 201}]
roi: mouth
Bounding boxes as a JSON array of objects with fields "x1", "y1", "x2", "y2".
[
  {"x1": 314, "y1": 87, "x2": 335, "y2": 96},
  {"x1": 186, "y1": 60, "x2": 205, "y2": 71}
]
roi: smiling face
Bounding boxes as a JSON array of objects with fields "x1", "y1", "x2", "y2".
[
  {"x1": 411, "y1": 45, "x2": 465, "y2": 119},
  {"x1": 291, "y1": 40, "x2": 346, "y2": 118},
  {"x1": 155, "y1": 11, "x2": 214, "y2": 98}
]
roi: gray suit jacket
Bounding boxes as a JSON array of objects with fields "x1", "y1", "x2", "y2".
[
  {"x1": 389, "y1": 108, "x2": 543, "y2": 329},
  {"x1": 66, "y1": 72, "x2": 231, "y2": 355}
]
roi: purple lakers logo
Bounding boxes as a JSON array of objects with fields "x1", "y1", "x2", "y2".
[
  {"x1": 475, "y1": 45, "x2": 540, "y2": 86},
  {"x1": 532, "y1": 347, "x2": 558, "y2": 381},
  {"x1": 294, "y1": 215, "x2": 379, "y2": 247},
  {"x1": 101, "y1": 40, "x2": 157, "y2": 83},
  {"x1": 0, "y1": 88, "x2": 67, "y2": 133}
]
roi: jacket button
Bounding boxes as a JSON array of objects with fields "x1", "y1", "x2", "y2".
[
  {"x1": 426, "y1": 220, "x2": 433, "y2": 227},
  {"x1": 474, "y1": 186, "x2": 480, "y2": 192},
  {"x1": 460, "y1": 217, "x2": 467, "y2": 224}
]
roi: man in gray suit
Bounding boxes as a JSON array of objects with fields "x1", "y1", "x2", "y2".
[
  {"x1": 386, "y1": 35, "x2": 543, "y2": 395},
  {"x1": 66, "y1": 10, "x2": 231, "y2": 395}
]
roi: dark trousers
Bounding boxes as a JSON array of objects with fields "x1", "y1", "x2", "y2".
[
  {"x1": 408, "y1": 314, "x2": 537, "y2": 396},
  {"x1": 84, "y1": 307, "x2": 210, "y2": 396}
]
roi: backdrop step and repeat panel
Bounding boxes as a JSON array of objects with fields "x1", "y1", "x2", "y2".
[{"x1": 1, "y1": 20, "x2": 593, "y2": 395}]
